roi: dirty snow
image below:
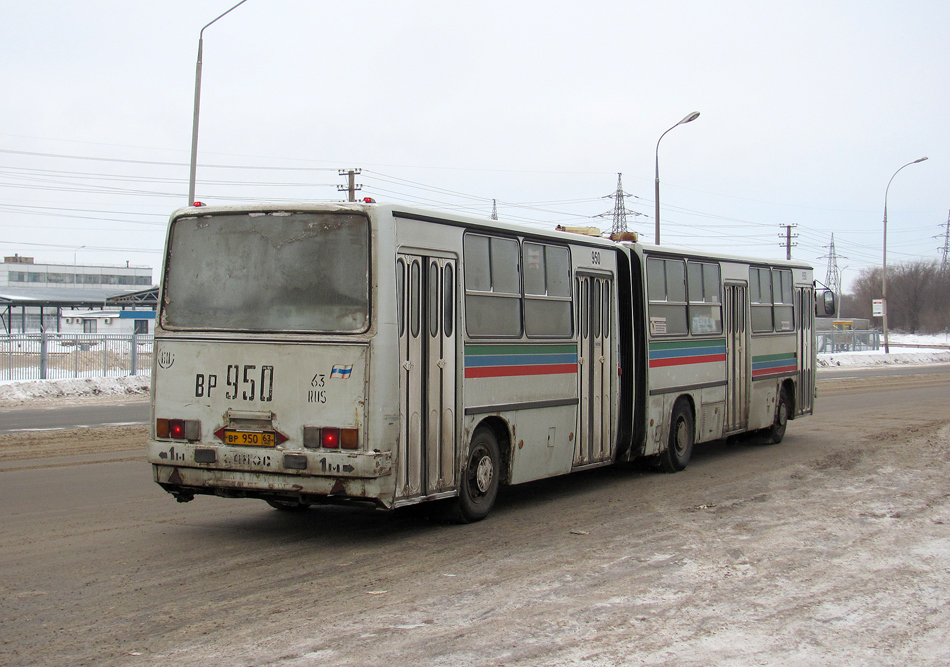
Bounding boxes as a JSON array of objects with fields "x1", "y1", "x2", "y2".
[
  {"x1": 818, "y1": 333, "x2": 950, "y2": 368},
  {"x1": 0, "y1": 375, "x2": 150, "y2": 407}
]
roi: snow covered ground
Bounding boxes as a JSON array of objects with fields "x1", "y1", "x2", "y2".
[
  {"x1": 0, "y1": 334, "x2": 948, "y2": 406},
  {"x1": 0, "y1": 375, "x2": 150, "y2": 406},
  {"x1": 819, "y1": 332, "x2": 950, "y2": 368}
]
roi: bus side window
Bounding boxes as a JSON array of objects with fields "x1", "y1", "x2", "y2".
[
  {"x1": 463, "y1": 234, "x2": 522, "y2": 337},
  {"x1": 523, "y1": 242, "x2": 572, "y2": 338},
  {"x1": 750, "y1": 267, "x2": 773, "y2": 333},
  {"x1": 687, "y1": 261, "x2": 722, "y2": 335},
  {"x1": 647, "y1": 257, "x2": 687, "y2": 336},
  {"x1": 773, "y1": 269, "x2": 794, "y2": 331}
]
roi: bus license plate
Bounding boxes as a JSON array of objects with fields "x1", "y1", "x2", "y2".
[{"x1": 223, "y1": 430, "x2": 276, "y2": 447}]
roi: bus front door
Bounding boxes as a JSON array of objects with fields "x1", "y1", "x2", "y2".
[
  {"x1": 575, "y1": 274, "x2": 613, "y2": 467},
  {"x1": 724, "y1": 283, "x2": 749, "y2": 433},
  {"x1": 396, "y1": 255, "x2": 458, "y2": 502}
]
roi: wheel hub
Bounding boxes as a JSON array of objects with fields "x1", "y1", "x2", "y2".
[{"x1": 475, "y1": 455, "x2": 494, "y2": 494}]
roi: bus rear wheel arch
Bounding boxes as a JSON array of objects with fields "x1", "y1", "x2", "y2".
[{"x1": 659, "y1": 397, "x2": 694, "y2": 473}]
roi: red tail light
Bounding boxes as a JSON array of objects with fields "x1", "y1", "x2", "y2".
[
  {"x1": 156, "y1": 418, "x2": 200, "y2": 441},
  {"x1": 321, "y1": 427, "x2": 341, "y2": 449},
  {"x1": 304, "y1": 426, "x2": 359, "y2": 450},
  {"x1": 169, "y1": 419, "x2": 185, "y2": 439}
]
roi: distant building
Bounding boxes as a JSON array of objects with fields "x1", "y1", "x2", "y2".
[
  {"x1": 0, "y1": 255, "x2": 156, "y2": 334},
  {"x1": 1, "y1": 254, "x2": 152, "y2": 289}
]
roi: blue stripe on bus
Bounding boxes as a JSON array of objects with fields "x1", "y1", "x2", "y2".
[
  {"x1": 649, "y1": 344, "x2": 725, "y2": 360},
  {"x1": 465, "y1": 353, "x2": 579, "y2": 368}
]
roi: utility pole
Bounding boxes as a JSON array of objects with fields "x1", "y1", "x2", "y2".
[
  {"x1": 337, "y1": 169, "x2": 362, "y2": 202},
  {"x1": 779, "y1": 224, "x2": 798, "y2": 260},
  {"x1": 491, "y1": 199, "x2": 498, "y2": 220}
]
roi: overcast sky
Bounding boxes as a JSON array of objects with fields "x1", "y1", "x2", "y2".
[{"x1": 2, "y1": 1, "x2": 947, "y2": 292}]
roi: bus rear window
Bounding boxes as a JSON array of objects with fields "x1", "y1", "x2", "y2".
[{"x1": 162, "y1": 211, "x2": 370, "y2": 332}]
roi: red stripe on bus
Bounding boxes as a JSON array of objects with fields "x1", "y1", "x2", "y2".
[
  {"x1": 464, "y1": 363, "x2": 578, "y2": 379},
  {"x1": 649, "y1": 353, "x2": 726, "y2": 368}
]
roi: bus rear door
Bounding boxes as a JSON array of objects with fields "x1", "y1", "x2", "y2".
[{"x1": 396, "y1": 253, "x2": 458, "y2": 503}]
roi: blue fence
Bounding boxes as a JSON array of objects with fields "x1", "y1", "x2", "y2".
[{"x1": 816, "y1": 329, "x2": 880, "y2": 353}]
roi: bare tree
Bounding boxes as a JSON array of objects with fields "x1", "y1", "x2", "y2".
[{"x1": 846, "y1": 261, "x2": 948, "y2": 334}]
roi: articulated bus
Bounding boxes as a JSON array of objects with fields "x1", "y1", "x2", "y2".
[{"x1": 148, "y1": 201, "x2": 835, "y2": 521}]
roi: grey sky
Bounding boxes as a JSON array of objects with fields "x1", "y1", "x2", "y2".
[{"x1": 2, "y1": 1, "x2": 947, "y2": 291}]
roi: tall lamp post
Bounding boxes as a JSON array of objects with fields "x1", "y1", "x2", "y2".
[
  {"x1": 188, "y1": 0, "x2": 251, "y2": 206},
  {"x1": 654, "y1": 111, "x2": 700, "y2": 245},
  {"x1": 882, "y1": 156, "x2": 928, "y2": 353}
]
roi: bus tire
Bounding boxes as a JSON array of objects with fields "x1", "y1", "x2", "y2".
[
  {"x1": 764, "y1": 387, "x2": 789, "y2": 445},
  {"x1": 659, "y1": 399, "x2": 694, "y2": 473},
  {"x1": 453, "y1": 426, "x2": 501, "y2": 523}
]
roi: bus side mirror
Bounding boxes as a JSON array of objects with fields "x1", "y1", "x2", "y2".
[{"x1": 818, "y1": 290, "x2": 836, "y2": 316}]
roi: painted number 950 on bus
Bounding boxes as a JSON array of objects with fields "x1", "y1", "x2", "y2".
[{"x1": 195, "y1": 364, "x2": 274, "y2": 401}]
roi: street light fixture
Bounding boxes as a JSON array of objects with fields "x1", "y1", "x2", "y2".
[
  {"x1": 882, "y1": 156, "x2": 928, "y2": 353},
  {"x1": 654, "y1": 111, "x2": 700, "y2": 245},
  {"x1": 188, "y1": 0, "x2": 251, "y2": 206}
]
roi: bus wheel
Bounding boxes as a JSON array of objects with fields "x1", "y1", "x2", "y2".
[
  {"x1": 266, "y1": 498, "x2": 310, "y2": 512},
  {"x1": 454, "y1": 427, "x2": 501, "y2": 523},
  {"x1": 764, "y1": 387, "x2": 789, "y2": 445},
  {"x1": 659, "y1": 400, "x2": 694, "y2": 473}
]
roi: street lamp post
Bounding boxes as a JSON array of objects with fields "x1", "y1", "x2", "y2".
[
  {"x1": 882, "y1": 156, "x2": 928, "y2": 353},
  {"x1": 188, "y1": 0, "x2": 251, "y2": 206},
  {"x1": 654, "y1": 111, "x2": 700, "y2": 245}
]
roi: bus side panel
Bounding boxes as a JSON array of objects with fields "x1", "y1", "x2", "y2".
[{"x1": 747, "y1": 333, "x2": 798, "y2": 430}]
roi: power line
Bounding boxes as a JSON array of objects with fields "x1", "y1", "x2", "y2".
[{"x1": 0, "y1": 148, "x2": 338, "y2": 171}]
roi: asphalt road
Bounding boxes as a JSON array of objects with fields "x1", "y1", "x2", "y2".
[
  {"x1": 1, "y1": 367, "x2": 949, "y2": 666},
  {"x1": 0, "y1": 401, "x2": 148, "y2": 434}
]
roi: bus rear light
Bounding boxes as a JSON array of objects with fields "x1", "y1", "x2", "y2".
[
  {"x1": 156, "y1": 418, "x2": 200, "y2": 441},
  {"x1": 303, "y1": 426, "x2": 358, "y2": 450},
  {"x1": 322, "y1": 427, "x2": 341, "y2": 449},
  {"x1": 340, "y1": 428, "x2": 358, "y2": 449}
]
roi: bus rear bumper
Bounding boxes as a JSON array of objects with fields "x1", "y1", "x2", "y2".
[{"x1": 148, "y1": 440, "x2": 394, "y2": 508}]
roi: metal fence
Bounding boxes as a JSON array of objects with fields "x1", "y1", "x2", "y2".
[
  {"x1": 0, "y1": 333, "x2": 154, "y2": 381},
  {"x1": 816, "y1": 329, "x2": 880, "y2": 353}
]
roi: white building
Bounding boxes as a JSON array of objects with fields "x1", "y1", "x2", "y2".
[
  {"x1": 1, "y1": 255, "x2": 152, "y2": 289},
  {"x1": 0, "y1": 255, "x2": 155, "y2": 334}
]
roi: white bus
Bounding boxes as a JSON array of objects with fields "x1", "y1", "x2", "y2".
[{"x1": 147, "y1": 201, "x2": 834, "y2": 521}]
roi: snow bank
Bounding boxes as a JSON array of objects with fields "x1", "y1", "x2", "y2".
[
  {"x1": 818, "y1": 349, "x2": 950, "y2": 368},
  {"x1": 0, "y1": 375, "x2": 150, "y2": 406}
]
